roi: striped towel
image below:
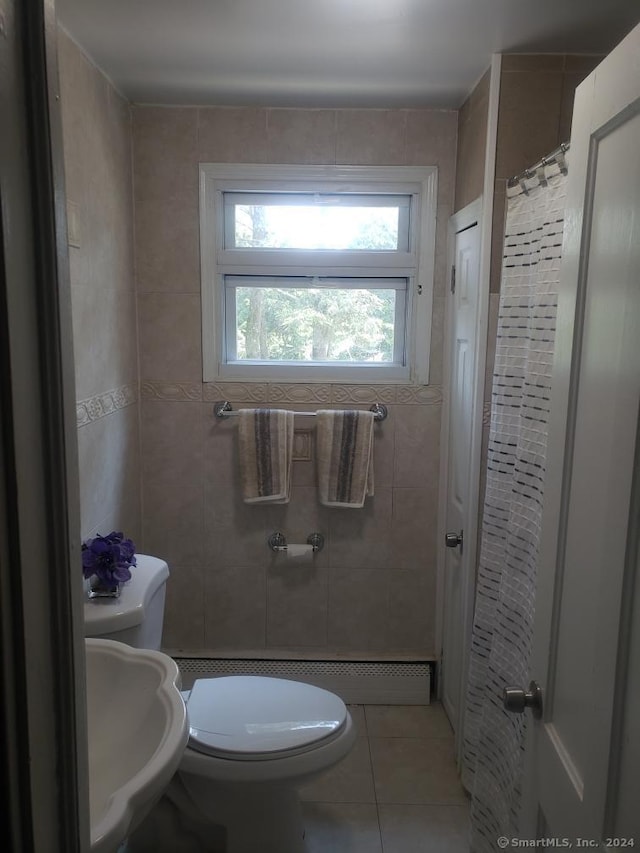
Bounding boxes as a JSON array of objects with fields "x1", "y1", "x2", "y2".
[
  {"x1": 238, "y1": 409, "x2": 294, "y2": 503},
  {"x1": 316, "y1": 410, "x2": 375, "y2": 508}
]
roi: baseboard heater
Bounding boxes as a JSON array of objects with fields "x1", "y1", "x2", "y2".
[{"x1": 174, "y1": 658, "x2": 431, "y2": 705}]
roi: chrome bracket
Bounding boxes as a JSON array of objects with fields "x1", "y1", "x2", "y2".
[
  {"x1": 306, "y1": 533, "x2": 324, "y2": 553},
  {"x1": 268, "y1": 532, "x2": 288, "y2": 552}
]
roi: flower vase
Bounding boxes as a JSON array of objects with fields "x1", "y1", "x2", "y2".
[{"x1": 88, "y1": 575, "x2": 122, "y2": 599}]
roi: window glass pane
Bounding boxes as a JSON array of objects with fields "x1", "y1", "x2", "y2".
[
  {"x1": 230, "y1": 282, "x2": 401, "y2": 363},
  {"x1": 228, "y1": 194, "x2": 408, "y2": 251}
]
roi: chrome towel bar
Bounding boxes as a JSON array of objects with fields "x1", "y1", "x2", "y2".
[{"x1": 213, "y1": 400, "x2": 388, "y2": 422}]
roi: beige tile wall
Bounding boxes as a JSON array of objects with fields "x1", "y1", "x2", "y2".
[
  {"x1": 132, "y1": 106, "x2": 457, "y2": 656},
  {"x1": 454, "y1": 69, "x2": 490, "y2": 212},
  {"x1": 58, "y1": 30, "x2": 141, "y2": 543},
  {"x1": 146, "y1": 384, "x2": 445, "y2": 657}
]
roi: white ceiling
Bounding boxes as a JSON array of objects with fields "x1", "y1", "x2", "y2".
[{"x1": 56, "y1": 0, "x2": 639, "y2": 108}]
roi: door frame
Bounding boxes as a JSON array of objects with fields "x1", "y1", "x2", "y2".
[
  {"x1": 1, "y1": 0, "x2": 88, "y2": 849},
  {"x1": 436, "y1": 59, "x2": 501, "y2": 749},
  {"x1": 436, "y1": 197, "x2": 484, "y2": 746}
]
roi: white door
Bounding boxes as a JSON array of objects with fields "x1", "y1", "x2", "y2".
[
  {"x1": 519, "y1": 23, "x2": 640, "y2": 842},
  {"x1": 441, "y1": 202, "x2": 482, "y2": 748}
]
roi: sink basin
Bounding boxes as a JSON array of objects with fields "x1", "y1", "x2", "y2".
[{"x1": 85, "y1": 638, "x2": 188, "y2": 853}]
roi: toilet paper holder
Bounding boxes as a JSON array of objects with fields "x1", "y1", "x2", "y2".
[{"x1": 268, "y1": 531, "x2": 325, "y2": 553}]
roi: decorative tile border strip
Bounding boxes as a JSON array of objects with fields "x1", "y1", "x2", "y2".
[
  {"x1": 138, "y1": 381, "x2": 444, "y2": 407},
  {"x1": 141, "y1": 380, "x2": 203, "y2": 402},
  {"x1": 270, "y1": 383, "x2": 331, "y2": 403},
  {"x1": 202, "y1": 382, "x2": 267, "y2": 403},
  {"x1": 204, "y1": 382, "x2": 443, "y2": 406},
  {"x1": 76, "y1": 382, "x2": 137, "y2": 428},
  {"x1": 395, "y1": 385, "x2": 443, "y2": 405},
  {"x1": 331, "y1": 384, "x2": 397, "y2": 404}
]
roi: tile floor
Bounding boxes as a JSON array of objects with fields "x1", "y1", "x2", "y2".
[
  {"x1": 129, "y1": 701, "x2": 470, "y2": 852},
  {"x1": 299, "y1": 703, "x2": 470, "y2": 852}
]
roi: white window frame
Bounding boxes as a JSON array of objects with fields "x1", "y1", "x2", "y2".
[{"x1": 199, "y1": 164, "x2": 438, "y2": 384}]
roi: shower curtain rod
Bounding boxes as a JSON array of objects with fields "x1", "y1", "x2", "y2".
[{"x1": 507, "y1": 140, "x2": 570, "y2": 189}]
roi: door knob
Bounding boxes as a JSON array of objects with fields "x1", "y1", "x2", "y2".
[
  {"x1": 445, "y1": 530, "x2": 463, "y2": 549},
  {"x1": 503, "y1": 681, "x2": 543, "y2": 719}
]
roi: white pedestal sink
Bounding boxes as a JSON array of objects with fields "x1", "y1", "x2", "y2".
[{"x1": 85, "y1": 638, "x2": 188, "y2": 853}]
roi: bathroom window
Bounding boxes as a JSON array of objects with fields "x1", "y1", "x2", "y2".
[{"x1": 200, "y1": 164, "x2": 437, "y2": 383}]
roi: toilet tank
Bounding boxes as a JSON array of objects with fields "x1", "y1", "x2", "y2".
[{"x1": 84, "y1": 554, "x2": 169, "y2": 650}]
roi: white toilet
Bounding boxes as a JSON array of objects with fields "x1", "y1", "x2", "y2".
[{"x1": 84, "y1": 554, "x2": 356, "y2": 853}]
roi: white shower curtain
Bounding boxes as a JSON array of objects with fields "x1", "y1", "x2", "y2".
[{"x1": 462, "y1": 162, "x2": 568, "y2": 851}]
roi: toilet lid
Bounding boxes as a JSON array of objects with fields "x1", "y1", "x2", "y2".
[{"x1": 186, "y1": 676, "x2": 347, "y2": 760}]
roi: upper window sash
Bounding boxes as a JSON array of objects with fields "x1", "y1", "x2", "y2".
[
  {"x1": 208, "y1": 168, "x2": 428, "y2": 263},
  {"x1": 223, "y1": 191, "x2": 411, "y2": 253}
]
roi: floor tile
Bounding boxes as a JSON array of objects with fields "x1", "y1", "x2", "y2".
[
  {"x1": 365, "y1": 703, "x2": 453, "y2": 739},
  {"x1": 370, "y1": 738, "x2": 467, "y2": 805},
  {"x1": 302, "y1": 802, "x2": 382, "y2": 853},
  {"x1": 127, "y1": 792, "x2": 225, "y2": 852},
  {"x1": 379, "y1": 804, "x2": 470, "y2": 852},
  {"x1": 133, "y1": 705, "x2": 470, "y2": 850},
  {"x1": 300, "y1": 737, "x2": 376, "y2": 803},
  {"x1": 347, "y1": 704, "x2": 367, "y2": 736}
]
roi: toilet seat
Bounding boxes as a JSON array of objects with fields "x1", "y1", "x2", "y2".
[
  {"x1": 176, "y1": 679, "x2": 357, "y2": 851},
  {"x1": 185, "y1": 675, "x2": 347, "y2": 761}
]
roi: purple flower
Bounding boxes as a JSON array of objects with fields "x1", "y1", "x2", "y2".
[{"x1": 82, "y1": 530, "x2": 137, "y2": 587}]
